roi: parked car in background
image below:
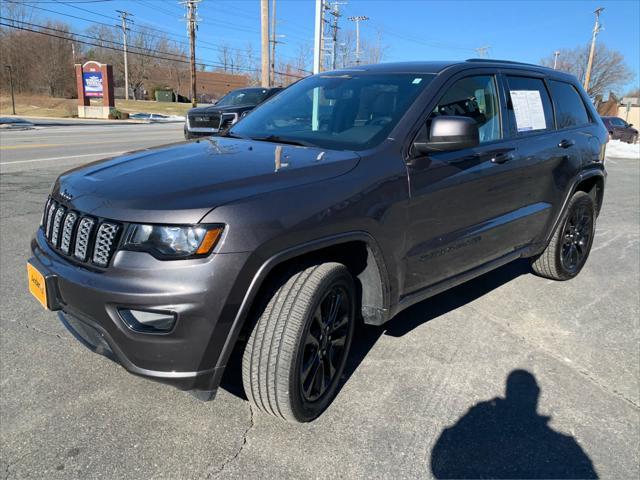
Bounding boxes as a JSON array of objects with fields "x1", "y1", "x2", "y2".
[
  {"x1": 184, "y1": 87, "x2": 283, "y2": 139},
  {"x1": 601, "y1": 116, "x2": 638, "y2": 144},
  {"x1": 29, "y1": 59, "x2": 607, "y2": 423}
]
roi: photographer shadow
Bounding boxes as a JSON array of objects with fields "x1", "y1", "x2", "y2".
[{"x1": 430, "y1": 369, "x2": 597, "y2": 479}]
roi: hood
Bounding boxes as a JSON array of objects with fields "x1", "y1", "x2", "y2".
[
  {"x1": 189, "y1": 104, "x2": 254, "y2": 114},
  {"x1": 53, "y1": 138, "x2": 360, "y2": 224}
]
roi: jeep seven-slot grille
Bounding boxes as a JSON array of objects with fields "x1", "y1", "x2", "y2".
[{"x1": 42, "y1": 197, "x2": 121, "y2": 267}]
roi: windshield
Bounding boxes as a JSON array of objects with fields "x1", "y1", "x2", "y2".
[
  {"x1": 230, "y1": 73, "x2": 434, "y2": 150},
  {"x1": 216, "y1": 89, "x2": 270, "y2": 107}
]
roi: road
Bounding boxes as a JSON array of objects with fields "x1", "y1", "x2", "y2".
[
  {"x1": 1, "y1": 124, "x2": 639, "y2": 478},
  {"x1": 0, "y1": 122, "x2": 183, "y2": 171}
]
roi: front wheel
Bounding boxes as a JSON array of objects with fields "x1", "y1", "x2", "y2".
[
  {"x1": 531, "y1": 191, "x2": 595, "y2": 280},
  {"x1": 242, "y1": 263, "x2": 355, "y2": 422}
]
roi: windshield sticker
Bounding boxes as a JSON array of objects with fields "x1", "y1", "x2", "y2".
[
  {"x1": 412, "y1": 78, "x2": 423, "y2": 84},
  {"x1": 510, "y1": 90, "x2": 546, "y2": 132}
]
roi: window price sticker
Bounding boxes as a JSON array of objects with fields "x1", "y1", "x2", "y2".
[{"x1": 510, "y1": 90, "x2": 546, "y2": 132}]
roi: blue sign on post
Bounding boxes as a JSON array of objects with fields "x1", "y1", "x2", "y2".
[{"x1": 83, "y1": 71, "x2": 103, "y2": 97}]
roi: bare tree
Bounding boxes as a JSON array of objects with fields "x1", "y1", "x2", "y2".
[
  {"x1": 540, "y1": 43, "x2": 634, "y2": 97},
  {"x1": 217, "y1": 43, "x2": 232, "y2": 72},
  {"x1": 361, "y1": 27, "x2": 388, "y2": 65},
  {"x1": 0, "y1": 2, "x2": 76, "y2": 98},
  {"x1": 161, "y1": 41, "x2": 189, "y2": 98}
]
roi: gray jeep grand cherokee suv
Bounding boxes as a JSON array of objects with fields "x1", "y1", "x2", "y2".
[{"x1": 29, "y1": 60, "x2": 607, "y2": 422}]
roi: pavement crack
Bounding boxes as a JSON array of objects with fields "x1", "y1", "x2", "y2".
[
  {"x1": 3, "y1": 451, "x2": 32, "y2": 480},
  {"x1": 17, "y1": 321, "x2": 68, "y2": 341},
  {"x1": 206, "y1": 403, "x2": 255, "y2": 479}
]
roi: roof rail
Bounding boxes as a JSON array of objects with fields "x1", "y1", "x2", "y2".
[{"x1": 465, "y1": 58, "x2": 544, "y2": 68}]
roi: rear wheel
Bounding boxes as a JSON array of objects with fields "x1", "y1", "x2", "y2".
[
  {"x1": 531, "y1": 191, "x2": 595, "y2": 280},
  {"x1": 242, "y1": 263, "x2": 355, "y2": 422}
]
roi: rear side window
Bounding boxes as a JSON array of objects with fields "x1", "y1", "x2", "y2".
[
  {"x1": 548, "y1": 80, "x2": 590, "y2": 129},
  {"x1": 505, "y1": 76, "x2": 554, "y2": 136}
]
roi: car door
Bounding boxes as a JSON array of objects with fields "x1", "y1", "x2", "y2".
[
  {"x1": 513, "y1": 76, "x2": 592, "y2": 242},
  {"x1": 403, "y1": 71, "x2": 548, "y2": 295}
]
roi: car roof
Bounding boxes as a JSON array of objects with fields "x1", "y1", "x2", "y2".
[{"x1": 332, "y1": 59, "x2": 573, "y2": 80}]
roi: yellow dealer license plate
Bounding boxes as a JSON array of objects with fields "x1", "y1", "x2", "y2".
[{"x1": 27, "y1": 263, "x2": 48, "y2": 310}]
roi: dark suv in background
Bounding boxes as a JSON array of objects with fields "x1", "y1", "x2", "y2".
[
  {"x1": 29, "y1": 59, "x2": 607, "y2": 423},
  {"x1": 601, "y1": 116, "x2": 638, "y2": 144},
  {"x1": 184, "y1": 87, "x2": 282, "y2": 139}
]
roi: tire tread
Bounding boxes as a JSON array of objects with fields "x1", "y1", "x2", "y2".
[{"x1": 242, "y1": 263, "x2": 349, "y2": 422}]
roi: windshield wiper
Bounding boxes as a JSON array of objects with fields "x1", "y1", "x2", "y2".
[{"x1": 250, "y1": 135, "x2": 312, "y2": 147}]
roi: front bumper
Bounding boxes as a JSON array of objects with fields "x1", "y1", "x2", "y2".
[{"x1": 30, "y1": 229, "x2": 251, "y2": 398}]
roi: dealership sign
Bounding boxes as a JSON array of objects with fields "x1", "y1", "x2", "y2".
[
  {"x1": 75, "y1": 61, "x2": 114, "y2": 118},
  {"x1": 83, "y1": 71, "x2": 103, "y2": 97}
]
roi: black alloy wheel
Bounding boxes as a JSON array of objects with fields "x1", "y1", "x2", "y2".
[
  {"x1": 299, "y1": 285, "x2": 351, "y2": 403},
  {"x1": 560, "y1": 203, "x2": 593, "y2": 274}
]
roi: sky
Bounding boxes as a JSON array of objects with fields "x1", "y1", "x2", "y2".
[{"x1": 10, "y1": 0, "x2": 640, "y2": 93}]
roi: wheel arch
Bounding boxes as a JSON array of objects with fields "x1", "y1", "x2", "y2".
[
  {"x1": 213, "y1": 232, "x2": 391, "y2": 375},
  {"x1": 573, "y1": 171, "x2": 605, "y2": 217}
]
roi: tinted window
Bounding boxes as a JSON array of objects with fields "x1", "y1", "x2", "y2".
[
  {"x1": 549, "y1": 80, "x2": 590, "y2": 129},
  {"x1": 505, "y1": 76, "x2": 554, "y2": 135},
  {"x1": 231, "y1": 73, "x2": 434, "y2": 151},
  {"x1": 429, "y1": 75, "x2": 501, "y2": 143},
  {"x1": 216, "y1": 89, "x2": 270, "y2": 107},
  {"x1": 610, "y1": 117, "x2": 626, "y2": 127}
]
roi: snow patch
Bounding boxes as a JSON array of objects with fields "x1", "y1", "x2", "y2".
[{"x1": 605, "y1": 140, "x2": 639, "y2": 160}]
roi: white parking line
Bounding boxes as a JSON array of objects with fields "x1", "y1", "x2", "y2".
[{"x1": 0, "y1": 151, "x2": 127, "y2": 165}]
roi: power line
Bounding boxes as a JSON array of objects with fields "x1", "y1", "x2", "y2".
[
  {"x1": 9, "y1": 0, "x2": 312, "y2": 72},
  {"x1": 0, "y1": 20, "x2": 308, "y2": 80}
]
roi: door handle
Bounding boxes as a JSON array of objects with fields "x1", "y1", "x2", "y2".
[
  {"x1": 491, "y1": 152, "x2": 514, "y2": 164},
  {"x1": 558, "y1": 139, "x2": 575, "y2": 149}
]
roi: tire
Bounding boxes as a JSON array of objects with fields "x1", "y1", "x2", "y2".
[
  {"x1": 531, "y1": 191, "x2": 595, "y2": 280},
  {"x1": 242, "y1": 263, "x2": 355, "y2": 423}
]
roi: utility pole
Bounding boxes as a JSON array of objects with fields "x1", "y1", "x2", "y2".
[
  {"x1": 328, "y1": 2, "x2": 346, "y2": 70},
  {"x1": 182, "y1": 0, "x2": 200, "y2": 107},
  {"x1": 269, "y1": 0, "x2": 286, "y2": 85},
  {"x1": 584, "y1": 7, "x2": 604, "y2": 93},
  {"x1": 4, "y1": 65, "x2": 15, "y2": 115},
  {"x1": 261, "y1": 0, "x2": 270, "y2": 86},
  {"x1": 313, "y1": 0, "x2": 323, "y2": 74},
  {"x1": 116, "y1": 10, "x2": 132, "y2": 100},
  {"x1": 270, "y1": 0, "x2": 277, "y2": 86},
  {"x1": 474, "y1": 46, "x2": 490, "y2": 58},
  {"x1": 553, "y1": 50, "x2": 560, "y2": 70},
  {"x1": 348, "y1": 15, "x2": 369, "y2": 66}
]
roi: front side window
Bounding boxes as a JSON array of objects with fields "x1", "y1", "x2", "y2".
[
  {"x1": 506, "y1": 76, "x2": 554, "y2": 135},
  {"x1": 429, "y1": 75, "x2": 501, "y2": 143},
  {"x1": 230, "y1": 73, "x2": 434, "y2": 151},
  {"x1": 611, "y1": 117, "x2": 626, "y2": 127},
  {"x1": 548, "y1": 80, "x2": 590, "y2": 129}
]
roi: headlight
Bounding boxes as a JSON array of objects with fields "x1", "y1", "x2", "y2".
[{"x1": 122, "y1": 224, "x2": 224, "y2": 259}]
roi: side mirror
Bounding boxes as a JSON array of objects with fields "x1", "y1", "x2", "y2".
[
  {"x1": 413, "y1": 116, "x2": 480, "y2": 155},
  {"x1": 628, "y1": 123, "x2": 633, "y2": 127}
]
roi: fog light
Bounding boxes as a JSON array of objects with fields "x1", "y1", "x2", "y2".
[{"x1": 119, "y1": 309, "x2": 176, "y2": 334}]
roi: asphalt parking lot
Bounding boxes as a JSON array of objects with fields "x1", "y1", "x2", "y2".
[{"x1": 1, "y1": 124, "x2": 639, "y2": 479}]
